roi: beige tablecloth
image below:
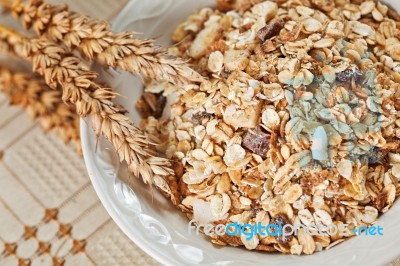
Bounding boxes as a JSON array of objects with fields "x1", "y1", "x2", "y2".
[
  {"x1": 0, "y1": 0, "x2": 158, "y2": 265},
  {"x1": 0, "y1": 0, "x2": 399, "y2": 265}
]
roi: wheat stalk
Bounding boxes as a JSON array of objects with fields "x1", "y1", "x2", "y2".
[
  {"x1": 2, "y1": 0, "x2": 204, "y2": 86},
  {"x1": 0, "y1": 67, "x2": 82, "y2": 152},
  {"x1": 0, "y1": 25, "x2": 178, "y2": 199}
]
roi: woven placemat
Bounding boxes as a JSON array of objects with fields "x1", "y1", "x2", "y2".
[{"x1": 0, "y1": 0, "x2": 398, "y2": 265}]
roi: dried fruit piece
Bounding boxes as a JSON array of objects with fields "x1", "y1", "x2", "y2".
[
  {"x1": 374, "y1": 190, "x2": 388, "y2": 211},
  {"x1": 257, "y1": 19, "x2": 286, "y2": 42},
  {"x1": 365, "y1": 147, "x2": 389, "y2": 165},
  {"x1": 136, "y1": 92, "x2": 166, "y2": 118},
  {"x1": 336, "y1": 66, "x2": 365, "y2": 84},
  {"x1": 270, "y1": 214, "x2": 293, "y2": 244},
  {"x1": 242, "y1": 127, "x2": 271, "y2": 158},
  {"x1": 192, "y1": 112, "x2": 214, "y2": 124}
]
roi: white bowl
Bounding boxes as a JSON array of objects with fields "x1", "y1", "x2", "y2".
[{"x1": 81, "y1": 1, "x2": 400, "y2": 265}]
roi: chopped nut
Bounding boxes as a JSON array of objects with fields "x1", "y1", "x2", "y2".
[
  {"x1": 223, "y1": 50, "x2": 250, "y2": 71},
  {"x1": 210, "y1": 193, "x2": 231, "y2": 219},
  {"x1": 261, "y1": 108, "x2": 280, "y2": 130},
  {"x1": 251, "y1": 1, "x2": 278, "y2": 22},
  {"x1": 208, "y1": 51, "x2": 224, "y2": 72},
  {"x1": 190, "y1": 20, "x2": 222, "y2": 59},
  {"x1": 224, "y1": 144, "x2": 246, "y2": 167}
]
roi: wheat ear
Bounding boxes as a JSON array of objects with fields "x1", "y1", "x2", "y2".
[
  {"x1": 3, "y1": 0, "x2": 204, "y2": 86},
  {"x1": 0, "y1": 25, "x2": 177, "y2": 198},
  {"x1": 0, "y1": 67, "x2": 82, "y2": 152}
]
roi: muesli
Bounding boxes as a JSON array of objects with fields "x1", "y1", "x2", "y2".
[{"x1": 138, "y1": 0, "x2": 400, "y2": 254}]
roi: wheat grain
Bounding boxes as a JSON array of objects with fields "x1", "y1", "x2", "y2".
[{"x1": 3, "y1": 0, "x2": 204, "y2": 86}]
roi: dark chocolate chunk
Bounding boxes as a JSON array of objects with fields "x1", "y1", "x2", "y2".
[{"x1": 242, "y1": 126, "x2": 271, "y2": 158}]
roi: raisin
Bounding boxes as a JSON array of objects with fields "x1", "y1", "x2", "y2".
[
  {"x1": 154, "y1": 94, "x2": 167, "y2": 119},
  {"x1": 336, "y1": 71, "x2": 352, "y2": 83},
  {"x1": 366, "y1": 147, "x2": 390, "y2": 165},
  {"x1": 191, "y1": 112, "x2": 213, "y2": 124},
  {"x1": 242, "y1": 126, "x2": 270, "y2": 158},
  {"x1": 221, "y1": 69, "x2": 231, "y2": 79},
  {"x1": 270, "y1": 214, "x2": 293, "y2": 244},
  {"x1": 336, "y1": 66, "x2": 365, "y2": 84},
  {"x1": 252, "y1": 208, "x2": 261, "y2": 218}
]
